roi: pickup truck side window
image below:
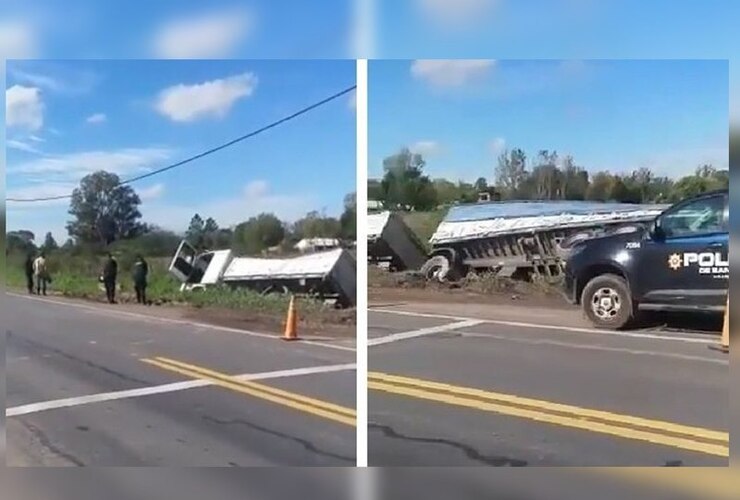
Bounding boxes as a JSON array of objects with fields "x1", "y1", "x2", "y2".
[{"x1": 659, "y1": 194, "x2": 726, "y2": 239}]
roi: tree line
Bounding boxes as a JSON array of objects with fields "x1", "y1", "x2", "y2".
[
  {"x1": 7, "y1": 170, "x2": 356, "y2": 258},
  {"x1": 368, "y1": 147, "x2": 729, "y2": 211}
]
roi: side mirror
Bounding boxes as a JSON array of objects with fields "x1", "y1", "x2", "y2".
[{"x1": 651, "y1": 220, "x2": 666, "y2": 242}]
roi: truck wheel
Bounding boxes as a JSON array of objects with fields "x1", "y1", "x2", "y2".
[
  {"x1": 421, "y1": 254, "x2": 459, "y2": 282},
  {"x1": 581, "y1": 274, "x2": 633, "y2": 329}
]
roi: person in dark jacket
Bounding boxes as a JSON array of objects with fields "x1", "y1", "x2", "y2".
[
  {"x1": 102, "y1": 253, "x2": 118, "y2": 304},
  {"x1": 132, "y1": 255, "x2": 149, "y2": 305},
  {"x1": 24, "y1": 253, "x2": 35, "y2": 294}
]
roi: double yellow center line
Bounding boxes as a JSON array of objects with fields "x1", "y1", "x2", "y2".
[
  {"x1": 144, "y1": 357, "x2": 356, "y2": 426},
  {"x1": 369, "y1": 372, "x2": 728, "y2": 457}
]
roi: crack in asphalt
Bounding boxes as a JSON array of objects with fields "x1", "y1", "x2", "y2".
[
  {"x1": 8, "y1": 330, "x2": 151, "y2": 386},
  {"x1": 20, "y1": 420, "x2": 86, "y2": 466},
  {"x1": 369, "y1": 423, "x2": 528, "y2": 466},
  {"x1": 201, "y1": 415, "x2": 354, "y2": 464}
]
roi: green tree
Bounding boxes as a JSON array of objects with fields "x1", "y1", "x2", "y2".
[
  {"x1": 186, "y1": 214, "x2": 206, "y2": 248},
  {"x1": 474, "y1": 177, "x2": 488, "y2": 192},
  {"x1": 630, "y1": 167, "x2": 654, "y2": 203},
  {"x1": 6, "y1": 230, "x2": 36, "y2": 255},
  {"x1": 606, "y1": 176, "x2": 631, "y2": 202},
  {"x1": 367, "y1": 179, "x2": 383, "y2": 205},
  {"x1": 41, "y1": 232, "x2": 58, "y2": 253},
  {"x1": 380, "y1": 148, "x2": 438, "y2": 211},
  {"x1": 495, "y1": 148, "x2": 528, "y2": 198},
  {"x1": 340, "y1": 193, "x2": 357, "y2": 240},
  {"x1": 456, "y1": 181, "x2": 478, "y2": 203},
  {"x1": 432, "y1": 179, "x2": 460, "y2": 205},
  {"x1": 204, "y1": 217, "x2": 219, "y2": 233},
  {"x1": 586, "y1": 171, "x2": 613, "y2": 201},
  {"x1": 670, "y1": 165, "x2": 729, "y2": 201},
  {"x1": 293, "y1": 211, "x2": 341, "y2": 239},
  {"x1": 66, "y1": 171, "x2": 145, "y2": 246},
  {"x1": 234, "y1": 213, "x2": 285, "y2": 255},
  {"x1": 561, "y1": 155, "x2": 589, "y2": 200}
]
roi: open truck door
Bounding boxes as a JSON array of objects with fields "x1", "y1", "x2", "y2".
[{"x1": 169, "y1": 240, "x2": 198, "y2": 283}]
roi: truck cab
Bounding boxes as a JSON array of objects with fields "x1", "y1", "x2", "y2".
[
  {"x1": 168, "y1": 240, "x2": 233, "y2": 291},
  {"x1": 564, "y1": 190, "x2": 728, "y2": 329}
]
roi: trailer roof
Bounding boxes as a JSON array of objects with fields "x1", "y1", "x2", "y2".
[{"x1": 444, "y1": 200, "x2": 669, "y2": 223}]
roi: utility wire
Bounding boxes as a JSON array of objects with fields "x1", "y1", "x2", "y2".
[{"x1": 7, "y1": 84, "x2": 357, "y2": 203}]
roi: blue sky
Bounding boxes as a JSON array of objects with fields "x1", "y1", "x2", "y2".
[
  {"x1": 6, "y1": 60, "x2": 356, "y2": 242},
  {"x1": 369, "y1": 60, "x2": 728, "y2": 183},
  {"x1": 1, "y1": 0, "x2": 356, "y2": 59},
  {"x1": 376, "y1": 1, "x2": 736, "y2": 59}
]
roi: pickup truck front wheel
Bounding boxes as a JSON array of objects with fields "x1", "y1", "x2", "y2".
[{"x1": 581, "y1": 274, "x2": 634, "y2": 330}]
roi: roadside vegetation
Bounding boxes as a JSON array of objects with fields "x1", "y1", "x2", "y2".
[
  {"x1": 6, "y1": 170, "x2": 356, "y2": 323},
  {"x1": 367, "y1": 147, "x2": 729, "y2": 296}
]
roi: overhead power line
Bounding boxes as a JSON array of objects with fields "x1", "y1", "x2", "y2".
[{"x1": 7, "y1": 84, "x2": 357, "y2": 203}]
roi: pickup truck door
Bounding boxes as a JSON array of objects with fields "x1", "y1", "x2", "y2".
[{"x1": 636, "y1": 192, "x2": 728, "y2": 310}]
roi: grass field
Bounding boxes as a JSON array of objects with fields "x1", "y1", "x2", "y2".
[{"x1": 399, "y1": 209, "x2": 447, "y2": 250}]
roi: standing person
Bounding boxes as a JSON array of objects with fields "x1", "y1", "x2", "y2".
[
  {"x1": 24, "y1": 252, "x2": 35, "y2": 294},
  {"x1": 102, "y1": 253, "x2": 118, "y2": 304},
  {"x1": 132, "y1": 255, "x2": 149, "y2": 305},
  {"x1": 33, "y1": 252, "x2": 48, "y2": 296}
]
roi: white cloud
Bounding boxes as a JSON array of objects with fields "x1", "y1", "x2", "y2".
[
  {"x1": 9, "y1": 67, "x2": 101, "y2": 94},
  {"x1": 155, "y1": 72, "x2": 258, "y2": 122},
  {"x1": 9, "y1": 147, "x2": 174, "y2": 180},
  {"x1": 6, "y1": 85, "x2": 44, "y2": 130},
  {"x1": 411, "y1": 59, "x2": 495, "y2": 88},
  {"x1": 0, "y1": 21, "x2": 37, "y2": 59},
  {"x1": 86, "y1": 113, "x2": 107, "y2": 124},
  {"x1": 153, "y1": 9, "x2": 253, "y2": 59},
  {"x1": 245, "y1": 180, "x2": 269, "y2": 198},
  {"x1": 138, "y1": 183, "x2": 165, "y2": 201},
  {"x1": 7, "y1": 138, "x2": 43, "y2": 154},
  {"x1": 415, "y1": 0, "x2": 497, "y2": 28},
  {"x1": 410, "y1": 140, "x2": 441, "y2": 156},
  {"x1": 489, "y1": 137, "x2": 507, "y2": 155},
  {"x1": 28, "y1": 134, "x2": 45, "y2": 142}
]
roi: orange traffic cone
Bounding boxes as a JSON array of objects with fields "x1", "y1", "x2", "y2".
[
  {"x1": 710, "y1": 296, "x2": 729, "y2": 353},
  {"x1": 282, "y1": 295, "x2": 299, "y2": 341}
]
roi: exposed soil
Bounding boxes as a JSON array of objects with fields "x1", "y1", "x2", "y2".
[
  {"x1": 12, "y1": 288, "x2": 356, "y2": 339},
  {"x1": 368, "y1": 266, "x2": 570, "y2": 310},
  {"x1": 183, "y1": 305, "x2": 356, "y2": 339}
]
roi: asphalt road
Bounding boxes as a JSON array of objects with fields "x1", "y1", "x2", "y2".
[
  {"x1": 368, "y1": 304, "x2": 728, "y2": 466},
  {"x1": 3, "y1": 468, "x2": 736, "y2": 500},
  {"x1": 5, "y1": 293, "x2": 356, "y2": 466}
]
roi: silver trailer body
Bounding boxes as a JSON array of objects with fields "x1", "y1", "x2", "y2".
[
  {"x1": 424, "y1": 201, "x2": 669, "y2": 280},
  {"x1": 367, "y1": 211, "x2": 427, "y2": 271},
  {"x1": 168, "y1": 240, "x2": 356, "y2": 307}
]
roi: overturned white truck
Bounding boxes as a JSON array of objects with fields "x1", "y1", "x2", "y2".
[
  {"x1": 367, "y1": 211, "x2": 427, "y2": 271},
  {"x1": 422, "y1": 201, "x2": 670, "y2": 281},
  {"x1": 168, "y1": 240, "x2": 356, "y2": 308},
  {"x1": 368, "y1": 201, "x2": 670, "y2": 282}
]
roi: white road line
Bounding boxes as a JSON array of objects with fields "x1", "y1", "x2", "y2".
[
  {"x1": 368, "y1": 320, "x2": 485, "y2": 346},
  {"x1": 6, "y1": 363, "x2": 356, "y2": 417},
  {"x1": 370, "y1": 308, "x2": 714, "y2": 344},
  {"x1": 7, "y1": 292, "x2": 355, "y2": 352},
  {"x1": 460, "y1": 332, "x2": 728, "y2": 364}
]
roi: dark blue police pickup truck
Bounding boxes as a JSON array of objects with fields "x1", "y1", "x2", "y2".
[{"x1": 564, "y1": 190, "x2": 728, "y2": 329}]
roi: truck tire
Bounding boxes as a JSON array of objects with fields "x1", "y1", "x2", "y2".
[
  {"x1": 581, "y1": 274, "x2": 634, "y2": 330},
  {"x1": 421, "y1": 254, "x2": 459, "y2": 282}
]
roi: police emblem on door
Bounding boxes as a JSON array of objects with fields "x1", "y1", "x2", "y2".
[{"x1": 668, "y1": 253, "x2": 682, "y2": 271}]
